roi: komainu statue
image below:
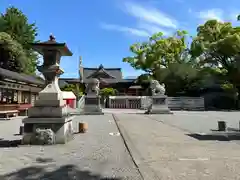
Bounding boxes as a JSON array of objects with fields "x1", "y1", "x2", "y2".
[
  {"x1": 149, "y1": 80, "x2": 166, "y2": 95},
  {"x1": 85, "y1": 78, "x2": 100, "y2": 96}
]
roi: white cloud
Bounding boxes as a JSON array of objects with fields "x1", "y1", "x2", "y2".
[
  {"x1": 123, "y1": 1, "x2": 178, "y2": 29},
  {"x1": 100, "y1": 1, "x2": 177, "y2": 37},
  {"x1": 100, "y1": 23, "x2": 151, "y2": 37},
  {"x1": 137, "y1": 22, "x2": 170, "y2": 35},
  {"x1": 198, "y1": 9, "x2": 224, "y2": 22}
]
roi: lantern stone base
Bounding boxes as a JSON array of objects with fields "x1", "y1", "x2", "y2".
[
  {"x1": 145, "y1": 95, "x2": 173, "y2": 114},
  {"x1": 22, "y1": 116, "x2": 74, "y2": 145},
  {"x1": 83, "y1": 95, "x2": 104, "y2": 115}
]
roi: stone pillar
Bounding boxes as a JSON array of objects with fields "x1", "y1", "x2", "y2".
[
  {"x1": 145, "y1": 95, "x2": 172, "y2": 114},
  {"x1": 145, "y1": 79, "x2": 173, "y2": 114},
  {"x1": 83, "y1": 78, "x2": 104, "y2": 115}
]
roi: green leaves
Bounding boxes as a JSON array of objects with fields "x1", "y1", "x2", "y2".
[
  {"x1": 0, "y1": 6, "x2": 38, "y2": 74},
  {"x1": 61, "y1": 84, "x2": 84, "y2": 97},
  {"x1": 100, "y1": 88, "x2": 117, "y2": 96},
  {"x1": 123, "y1": 30, "x2": 190, "y2": 75},
  {"x1": 0, "y1": 32, "x2": 27, "y2": 72}
]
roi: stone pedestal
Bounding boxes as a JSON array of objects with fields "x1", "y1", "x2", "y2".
[
  {"x1": 22, "y1": 81, "x2": 75, "y2": 145},
  {"x1": 83, "y1": 95, "x2": 104, "y2": 115},
  {"x1": 145, "y1": 95, "x2": 173, "y2": 114}
]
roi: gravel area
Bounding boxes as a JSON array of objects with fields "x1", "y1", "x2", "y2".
[{"x1": 0, "y1": 115, "x2": 142, "y2": 180}]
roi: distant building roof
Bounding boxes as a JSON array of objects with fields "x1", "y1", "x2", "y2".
[
  {"x1": 60, "y1": 64, "x2": 138, "y2": 86},
  {"x1": 58, "y1": 78, "x2": 81, "y2": 88},
  {"x1": 82, "y1": 64, "x2": 122, "y2": 82},
  {"x1": 0, "y1": 67, "x2": 45, "y2": 86}
]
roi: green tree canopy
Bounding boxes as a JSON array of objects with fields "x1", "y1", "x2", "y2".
[
  {"x1": 0, "y1": 6, "x2": 39, "y2": 74},
  {"x1": 100, "y1": 88, "x2": 117, "y2": 97},
  {"x1": 190, "y1": 20, "x2": 240, "y2": 93},
  {"x1": 123, "y1": 30, "x2": 190, "y2": 75},
  {"x1": 0, "y1": 32, "x2": 28, "y2": 72},
  {"x1": 61, "y1": 84, "x2": 84, "y2": 97},
  {"x1": 123, "y1": 30, "x2": 203, "y2": 96}
]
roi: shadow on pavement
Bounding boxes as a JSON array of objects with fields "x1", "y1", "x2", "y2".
[
  {"x1": 187, "y1": 133, "x2": 240, "y2": 141},
  {"x1": 0, "y1": 139, "x2": 21, "y2": 148},
  {"x1": 0, "y1": 165, "x2": 122, "y2": 180}
]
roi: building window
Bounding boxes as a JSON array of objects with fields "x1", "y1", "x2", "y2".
[
  {"x1": 0, "y1": 88, "x2": 18, "y2": 104},
  {"x1": 21, "y1": 91, "x2": 30, "y2": 104}
]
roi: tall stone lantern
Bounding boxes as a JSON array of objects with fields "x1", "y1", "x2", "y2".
[{"x1": 22, "y1": 35, "x2": 75, "y2": 145}]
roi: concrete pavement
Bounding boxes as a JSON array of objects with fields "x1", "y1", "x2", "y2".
[
  {"x1": 114, "y1": 113, "x2": 240, "y2": 180},
  {"x1": 1, "y1": 111, "x2": 240, "y2": 179}
]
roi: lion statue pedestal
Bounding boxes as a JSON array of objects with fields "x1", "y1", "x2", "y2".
[
  {"x1": 145, "y1": 80, "x2": 173, "y2": 114},
  {"x1": 83, "y1": 78, "x2": 104, "y2": 115}
]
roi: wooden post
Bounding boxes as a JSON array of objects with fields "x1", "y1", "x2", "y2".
[
  {"x1": 218, "y1": 121, "x2": 226, "y2": 131},
  {"x1": 78, "y1": 122, "x2": 88, "y2": 133},
  {"x1": 19, "y1": 126, "x2": 24, "y2": 135}
]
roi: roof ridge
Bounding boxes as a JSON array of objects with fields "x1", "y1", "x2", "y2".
[
  {"x1": 0, "y1": 67, "x2": 44, "y2": 85},
  {"x1": 86, "y1": 68, "x2": 116, "y2": 79},
  {"x1": 84, "y1": 67, "x2": 121, "y2": 70}
]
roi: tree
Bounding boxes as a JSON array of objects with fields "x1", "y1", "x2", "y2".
[
  {"x1": 123, "y1": 30, "x2": 190, "y2": 76},
  {"x1": 61, "y1": 84, "x2": 84, "y2": 97},
  {"x1": 190, "y1": 20, "x2": 240, "y2": 102},
  {"x1": 123, "y1": 30, "x2": 202, "y2": 96},
  {"x1": 0, "y1": 6, "x2": 39, "y2": 74},
  {"x1": 100, "y1": 88, "x2": 117, "y2": 97},
  {"x1": 0, "y1": 32, "x2": 28, "y2": 72}
]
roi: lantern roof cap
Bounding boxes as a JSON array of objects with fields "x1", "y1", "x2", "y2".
[{"x1": 30, "y1": 34, "x2": 73, "y2": 56}]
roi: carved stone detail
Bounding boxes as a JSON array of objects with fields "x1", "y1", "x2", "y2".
[
  {"x1": 35, "y1": 128, "x2": 55, "y2": 145},
  {"x1": 149, "y1": 79, "x2": 166, "y2": 95},
  {"x1": 85, "y1": 78, "x2": 100, "y2": 96}
]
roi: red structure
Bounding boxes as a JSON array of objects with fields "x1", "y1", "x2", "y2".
[{"x1": 62, "y1": 91, "x2": 76, "y2": 108}]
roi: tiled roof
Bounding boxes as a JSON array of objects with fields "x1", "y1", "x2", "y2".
[
  {"x1": 83, "y1": 65, "x2": 122, "y2": 82},
  {"x1": 58, "y1": 78, "x2": 81, "y2": 88},
  {"x1": 0, "y1": 67, "x2": 45, "y2": 86}
]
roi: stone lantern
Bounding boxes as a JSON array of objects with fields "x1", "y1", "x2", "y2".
[{"x1": 22, "y1": 35, "x2": 75, "y2": 145}]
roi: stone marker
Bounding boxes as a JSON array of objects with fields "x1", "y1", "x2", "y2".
[
  {"x1": 22, "y1": 35, "x2": 75, "y2": 145},
  {"x1": 83, "y1": 78, "x2": 104, "y2": 115},
  {"x1": 145, "y1": 80, "x2": 172, "y2": 114},
  {"x1": 218, "y1": 121, "x2": 226, "y2": 131}
]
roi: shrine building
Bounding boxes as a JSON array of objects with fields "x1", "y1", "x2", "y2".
[
  {"x1": 0, "y1": 67, "x2": 44, "y2": 114},
  {"x1": 59, "y1": 58, "x2": 145, "y2": 96}
]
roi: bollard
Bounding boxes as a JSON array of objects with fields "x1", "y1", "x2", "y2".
[
  {"x1": 218, "y1": 121, "x2": 226, "y2": 131},
  {"x1": 78, "y1": 122, "x2": 88, "y2": 133},
  {"x1": 19, "y1": 126, "x2": 24, "y2": 135}
]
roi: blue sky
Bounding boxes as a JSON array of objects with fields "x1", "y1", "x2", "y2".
[{"x1": 0, "y1": 0, "x2": 240, "y2": 78}]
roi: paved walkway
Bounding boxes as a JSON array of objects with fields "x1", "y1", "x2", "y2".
[
  {"x1": 1, "y1": 112, "x2": 240, "y2": 179},
  {"x1": 103, "y1": 108, "x2": 145, "y2": 114},
  {"x1": 0, "y1": 115, "x2": 142, "y2": 180},
  {"x1": 114, "y1": 113, "x2": 240, "y2": 180}
]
